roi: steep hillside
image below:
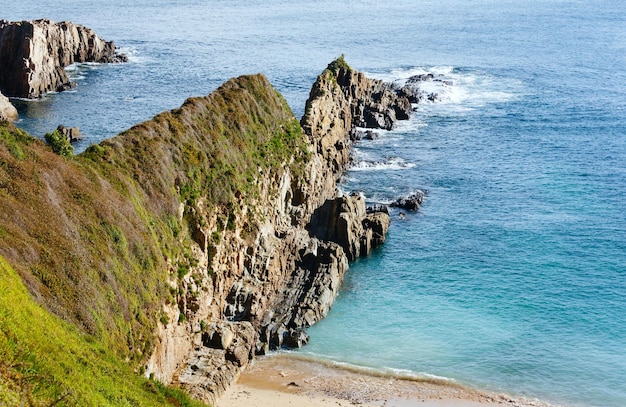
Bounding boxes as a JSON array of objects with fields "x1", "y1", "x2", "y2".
[
  {"x1": 0, "y1": 58, "x2": 408, "y2": 405},
  {"x1": 0, "y1": 255, "x2": 204, "y2": 406}
]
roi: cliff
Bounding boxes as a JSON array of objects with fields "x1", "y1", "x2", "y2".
[
  {"x1": 0, "y1": 19, "x2": 126, "y2": 98},
  {"x1": 0, "y1": 58, "x2": 410, "y2": 405}
]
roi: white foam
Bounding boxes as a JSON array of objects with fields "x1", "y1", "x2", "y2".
[
  {"x1": 350, "y1": 156, "x2": 416, "y2": 171},
  {"x1": 118, "y1": 46, "x2": 143, "y2": 64},
  {"x1": 369, "y1": 66, "x2": 523, "y2": 113}
]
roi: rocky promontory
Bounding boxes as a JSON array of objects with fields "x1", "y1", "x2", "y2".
[
  {"x1": 0, "y1": 19, "x2": 126, "y2": 98},
  {"x1": 0, "y1": 57, "x2": 414, "y2": 406}
]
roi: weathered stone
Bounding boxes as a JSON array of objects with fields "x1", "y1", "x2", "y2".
[
  {"x1": 0, "y1": 19, "x2": 127, "y2": 99},
  {"x1": 390, "y1": 191, "x2": 425, "y2": 211},
  {"x1": 176, "y1": 321, "x2": 255, "y2": 406},
  {"x1": 308, "y1": 195, "x2": 389, "y2": 261},
  {"x1": 148, "y1": 60, "x2": 402, "y2": 401},
  {"x1": 56, "y1": 125, "x2": 82, "y2": 143},
  {"x1": 0, "y1": 91, "x2": 17, "y2": 121},
  {"x1": 284, "y1": 328, "x2": 309, "y2": 348}
]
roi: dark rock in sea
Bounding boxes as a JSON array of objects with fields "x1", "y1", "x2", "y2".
[
  {"x1": 284, "y1": 328, "x2": 309, "y2": 348},
  {"x1": 390, "y1": 191, "x2": 425, "y2": 211},
  {"x1": 396, "y1": 85, "x2": 419, "y2": 104},
  {"x1": 407, "y1": 73, "x2": 435, "y2": 83},
  {"x1": 56, "y1": 125, "x2": 82, "y2": 143},
  {"x1": 0, "y1": 19, "x2": 127, "y2": 98},
  {"x1": 397, "y1": 74, "x2": 452, "y2": 105}
]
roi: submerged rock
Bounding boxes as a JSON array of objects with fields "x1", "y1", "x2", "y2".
[
  {"x1": 390, "y1": 191, "x2": 425, "y2": 211},
  {"x1": 0, "y1": 19, "x2": 127, "y2": 98}
]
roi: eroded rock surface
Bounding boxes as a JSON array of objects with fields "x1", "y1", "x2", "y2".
[
  {"x1": 0, "y1": 91, "x2": 17, "y2": 121},
  {"x1": 158, "y1": 59, "x2": 412, "y2": 403},
  {"x1": 0, "y1": 19, "x2": 126, "y2": 98}
]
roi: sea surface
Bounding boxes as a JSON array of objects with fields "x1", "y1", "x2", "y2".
[{"x1": 5, "y1": 1, "x2": 626, "y2": 406}]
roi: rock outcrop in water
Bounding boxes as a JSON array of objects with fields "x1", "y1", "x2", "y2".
[
  {"x1": 0, "y1": 19, "x2": 127, "y2": 99},
  {"x1": 0, "y1": 57, "x2": 412, "y2": 405},
  {"x1": 0, "y1": 91, "x2": 17, "y2": 121}
]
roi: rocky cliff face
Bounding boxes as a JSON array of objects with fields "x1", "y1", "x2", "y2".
[
  {"x1": 0, "y1": 91, "x2": 17, "y2": 121},
  {"x1": 158, "y1": 58, "x2": 412, "y2": 404},
  {"x1": 0, "y1": 19, "x2": 126, "y2": 98},
  {"x1": 148, "y1": 59, "x2": 410, "y2": 404},
  {"x1": 0, "y1": 57, "x2": 411, "y2": 406}
]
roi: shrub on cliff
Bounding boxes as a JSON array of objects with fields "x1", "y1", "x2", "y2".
[{"x1": 44, "y1": 129, "x2": 74, "y2": 157}]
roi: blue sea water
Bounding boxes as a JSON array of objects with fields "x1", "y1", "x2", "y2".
[{"x1": 4, "y1": 1, "x2": 626, "y2": 406}]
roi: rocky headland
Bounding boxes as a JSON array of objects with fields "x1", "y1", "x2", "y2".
[
  {"x1": 0, "y1": 19, "x2": 126, "y2": 99},
  {"x1": 0, "y1": 56, "x2": 416, "y2": 405}
]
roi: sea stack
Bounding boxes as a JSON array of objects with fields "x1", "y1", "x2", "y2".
[{"x1": 0, "y1": 19, "x2": 127, "y2": 99}]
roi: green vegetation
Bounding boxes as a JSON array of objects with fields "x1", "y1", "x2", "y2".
[
  {"x1": 0, "y1": 256, "x2": 205, "y2": 407},
  {"x1": 326, "y1": 54, "x2": 351, "y2": 74},
  {"x1": 44, "y1": 129, "x2": 74, "y2": 157},
  {"x1": 0, "y1": 73, "x2": 312, "y2": 405}
]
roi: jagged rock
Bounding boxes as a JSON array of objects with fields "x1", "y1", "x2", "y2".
[
  {"x1": 407, "y1": 73, "x2": 435, "y2": 83},
  {"x1": 367, "y1": 204, "x2": 389, "y2": 215},
  {"x1": 176, "y1": 321, "x2": 256, "y2": 406},
  {"x1": 351, "y1": 129, "x2": 382, "y2": 142},
  {"x1": 56, "y1": 125, "x2": 81, "y2": 143},
  {"x1": 397, "y1": 74, "x2": 452, "y2": 104},
  {"x1": 0, "y1": 91, "x2": 17, "y2": 121},
  {"x1": 390, "y1": 191, "x2": 425, "y2": 211},
  {"x1": 332, "y1": 68, "x2": 412, "y2": 130},
  {"x1": 308, "y1": 195, "x2": 390, "y2": 261},
  {"x1": 0, "y1": 19, "x2": 127, "y2": 98},
  {"x1": 284, "y1": 328, "x2": 309, "y2": 348},
  {"x1": 146, "y1": 60, "x2": 399, "y2": 400}
]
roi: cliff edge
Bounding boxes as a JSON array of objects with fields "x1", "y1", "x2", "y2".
[
  {"x1": 0, "y1": 58, "x2": 412, "y2": 405},
  {"x1": 0, "y1": 19, "x2": 126, "y2": 98}
]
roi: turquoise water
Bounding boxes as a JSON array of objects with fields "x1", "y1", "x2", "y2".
[{"x1": 5, "y1": 1, "x2": 626, "y2": 406}]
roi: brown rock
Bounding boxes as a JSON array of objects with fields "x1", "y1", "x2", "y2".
[
  {"x1": 56, "y1": 125, "x2": 82, "y2": 143},
  {"x1": 0, "y1": 91, "x2": 17, "y2": 121},
  {"x1": 308, "y1": 195, "x2": 390, "y2": 261},
  {"x1": 0, "y1": 19, "x2": 127, "y2": 98}
]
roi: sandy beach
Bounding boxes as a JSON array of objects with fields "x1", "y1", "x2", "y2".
[{"x1": 218, "y1": 354, "x2": 563, "y2": 407}]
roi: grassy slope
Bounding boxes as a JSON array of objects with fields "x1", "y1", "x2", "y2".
[
  {"x1": 0, "y1": 256, "x2": 205, "y2": 406},
  {"x1": 0, "y1": 73, "x2": 310, "y2": 405}
]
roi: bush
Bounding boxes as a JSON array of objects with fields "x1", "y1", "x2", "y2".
[{"x1": 44, "y1": 129, "x2": 74, "y2": 157}]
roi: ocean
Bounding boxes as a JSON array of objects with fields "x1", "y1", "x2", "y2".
[{"x1": 4, "y1": 1, "x2": 626, "y2": 406}]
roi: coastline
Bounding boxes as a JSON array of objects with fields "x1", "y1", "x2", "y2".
[{"x1": 218, "y1": 354, "x2": 565, "y2": 407}]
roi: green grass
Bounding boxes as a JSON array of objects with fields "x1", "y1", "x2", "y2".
[
  {"x1": 0, "y1": 256, "x2": 206, "y2": 407},
  {"x1": 0, "y1": 73, "x2": 315, "y2": 405}
]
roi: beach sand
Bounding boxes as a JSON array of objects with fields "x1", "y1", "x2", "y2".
[{"x1": 218, "y1": 354, "x2": 562, "y2": 407}]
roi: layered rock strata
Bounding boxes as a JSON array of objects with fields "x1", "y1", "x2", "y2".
[
  {"x1": 0, "y1": 91, "x2": 17, "y2": 121},
  {"x1": 0, "y1": 57, "x2": 413, "y2": 406},
  {"x1": 0, "y1": 19, "x2": 126, "y2": 98},
  {"x1": 165, "y1": 59, "x2": 414, "y2": 404}
]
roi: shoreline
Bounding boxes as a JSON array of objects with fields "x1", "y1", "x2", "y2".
[{"x1": 218, "y1": 354, "x2": 566, "y2": 407}]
